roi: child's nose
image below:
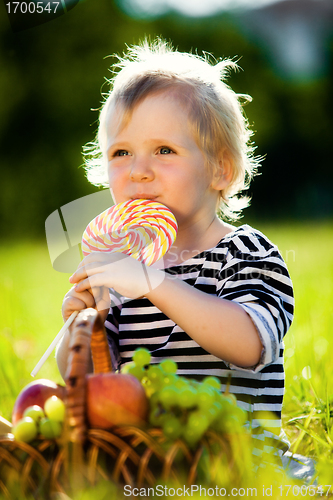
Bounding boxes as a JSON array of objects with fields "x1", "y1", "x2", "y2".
[{"x1": 130, "y1": 156, "x2": 154, "y2": 181}]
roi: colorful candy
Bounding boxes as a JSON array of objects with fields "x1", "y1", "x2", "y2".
[{"x1": 81, "y1": 199, "x2": 178, "y2": 265}]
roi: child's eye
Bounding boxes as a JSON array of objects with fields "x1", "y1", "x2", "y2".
[
  {"x1": 158, "y1": 147, "x2": 174, "y2": 155},
  {"x1": 114, "y1": 150, "x2": 130, "y2": 157}
]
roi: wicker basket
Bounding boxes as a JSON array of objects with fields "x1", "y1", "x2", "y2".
[{"x1": 0, "y1": 309, "x2": 250, "y2": 499}]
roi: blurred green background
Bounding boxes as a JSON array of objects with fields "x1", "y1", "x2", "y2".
[{"x1": 0, "y1": 0, "x2": 332, "y2": 238}]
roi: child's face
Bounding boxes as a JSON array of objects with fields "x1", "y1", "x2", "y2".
[{"x1": 105, "y1": 91, "x2": 220, "y2": 226}]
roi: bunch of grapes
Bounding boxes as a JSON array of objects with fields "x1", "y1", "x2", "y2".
[
  {"x1": 122, "y1": 348, "x2": 247, "y2": 447},
  {"x1": 12, "y1": 396, "x2": 65, "y2": 443}
]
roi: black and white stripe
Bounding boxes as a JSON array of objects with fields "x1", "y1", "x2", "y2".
[{"x1": 105, "y1": 224, "x2": 294, "y2": 456}]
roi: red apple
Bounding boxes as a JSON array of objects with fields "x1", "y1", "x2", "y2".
[
  {"x1": 86, "y1": 372, "x2": 149, "y2": 429},
  {"x1": 12, "y1": 379, "x2": 66, "y2": 426}
]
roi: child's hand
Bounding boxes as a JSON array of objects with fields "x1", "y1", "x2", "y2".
[
  {"x1": 62, "y1": 286, "x2": 96, "y2": 321},
  {"x1": 69, "y1": 252, "x2": 163, "y2": 300}
]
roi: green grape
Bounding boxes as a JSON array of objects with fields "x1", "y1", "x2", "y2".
[
  {"x1": 146, "y1": 365, "x2": 164, "y2": 386},
  {"x1": 160, "y1": 359, "x2": 177, "y2": 374},
  {"x1": 177, "y1": 385, "x2": 197, "y2": 409},
  {"x1": 149, "y1": 411, "x2": 161, "y2": 427},
  {"x1": 197, "y1": 385, "x2": 215, "y2": 408},
  {"x1": 40, "y1": 417, "x2": 62, "y2": 439},
  {"x1": 206, "y1": 401, "x2": 223, "y2": 424},
  {"x1": 189, "y1": 379, "x2": 200, "y2": 388},
  {"x1": 149, "y1": 391, "x2": 160, "y2": 408},
  {"x1": 44, "y1": 396, "x2": 65, "y2": 423},
  {"x1": 225, "y1": 393, "x2": 237, "y2": 405},
  {"x1": 149, "y1": 406, "x2": 168, "y2": 427},
  {"x1": 162, "y1": 416, "x2": 183, "y2": 440},
  {"x1": 210, "y1": 416, "x2": 221, "y2": 432},
  {"x1": 215, "y1": 414, "x2": 243, "y2": 434},
  {"x1": 206, "y1": 407, "x2": 217, "y2": 424},
  {"x1": 133, "y1": 348, "x2": 151, "y2": 367},
  {"x1": 13, "y1": 417, "x2": 38, "y2": 443},
  {"x1": 158, "y1": 386, "x2": 180, "y2": 409},
  {"x1": 23, "y1": 405, "x2": 45, "y2": 423},
  {"x1": 219, "y1": 395, "x2": 238, "y2": 414},
  {"x1": 183, "y1": 426, "x2": 199, "y2": 447},
  {"x1": 187, "y1": 411, "x2": 209, "y2": 436},
  {"x1": 141, "y1": 376, "x2": 155, "y2": 397},
  {"x1": 120, "y1": 362, "x2": 135, "y2": 374},
  {"x1": 202, "y1": 376, "x2": 221, "y2": 390},
  {"x1": 211, "y1": 387, "x2": 222, "y2": 402},
  {"x1": 127, "y1": 364, "x2": 145, "y2": 381},
  {"x1": 162, "y1": 374, "x2": 178, "y2": 387},
  {"x1": 174, "y1": 377, "x2": 187, "y2": 390},
  {"x1": 230, "y1": 405, "x2": 247, "y2": 426},
  {"x1": 212, "y1": 400, "x2": 223, "y2": 413}
]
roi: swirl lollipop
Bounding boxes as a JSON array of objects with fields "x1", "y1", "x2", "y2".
[
  {"x1": 82, "y1": 199, "x2": 178, "y2": 265},
  {"x1": 31, "y1": 199, "x2": 177, "y2": 377}
]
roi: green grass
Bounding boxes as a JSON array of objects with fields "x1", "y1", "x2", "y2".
[
  {"x1": 1, "y1": 221, "x2": 333, "y2": 492},
  {"x1": 0, "y1": 239, "x2": 70, "y2": 419},
  {"x1": 258, "y1": 221, "x2": 333, "y2": 465}
]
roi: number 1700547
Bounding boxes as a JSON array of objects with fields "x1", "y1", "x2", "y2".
[
  {"x1": 278, "y1": 485, "x2": 332, "y2": 497},
  {"x1": 5, "y1": 2, "x2": 60, "y2": 14}
]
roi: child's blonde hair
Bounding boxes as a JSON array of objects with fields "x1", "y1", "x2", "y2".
[{"x1": 84, "y1": 38, "x2": 260, "y2": 220}]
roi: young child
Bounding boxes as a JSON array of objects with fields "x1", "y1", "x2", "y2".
[{"x1": 57, "y1": 39, "x2": 294, "y2": 464}]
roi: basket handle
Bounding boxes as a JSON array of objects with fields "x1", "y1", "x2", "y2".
[
  {"x1": 64, "y1": 308, "x2": 111, "y2": 443},
  {"x1": 90, "y1": 311, "x2": 113, "y2": 374}
]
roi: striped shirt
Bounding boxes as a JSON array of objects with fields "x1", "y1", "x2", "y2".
[{"x1": 105, "y1": 224, "x2": 294, "y2": 458}]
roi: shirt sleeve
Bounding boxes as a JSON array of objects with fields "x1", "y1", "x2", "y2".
[{"x1": 216, "y1": 230, "x2": 294, "y2": 372}]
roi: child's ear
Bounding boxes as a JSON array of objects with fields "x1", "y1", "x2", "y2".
[{"x1": 211, "y1": 150, "x2": 233, "y2": 191}]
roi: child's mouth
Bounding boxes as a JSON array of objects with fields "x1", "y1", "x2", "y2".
[{"x1": 130, "y1": 195, "x2": 158, "y2": 201}]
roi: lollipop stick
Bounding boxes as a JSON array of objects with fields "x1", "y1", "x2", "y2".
[{"x1": 30, "y1": 311, "x2": 79, "y2": 377}]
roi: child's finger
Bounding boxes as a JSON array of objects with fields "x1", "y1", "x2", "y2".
[
  {"x1": 64, "y1": 286, "x2": 96, "y2": 304},
  {"x1": 62, "y1": 289, "x2": 96, "y2": 316},
  {"x1": 74, "y1": 273, "x2": 110, "y2": 293},
  {"x1": 70, "y1": 254, "x2": 120, "y2": 283},
  {"x1": 62, "y1": 298, "x2": 86, "y2": 321},
  {"x1": 91, "y1": 285, "x2": 111, "y2": 312},
  {"x1": 73, "y1": 251, "x2": 127, "y2": 277},
  {"x1": 76, "y1": 251, "x2": 116, "y2": 269},
  {"x1": 75, "y1": 253, "x2": 95, "y2": 270},
  {"x1": 73, "y1": 278, "x2": 93, "y2": 293},
  {"x1": 69, "y1": 261, "x2": 106, "y2": 284}
]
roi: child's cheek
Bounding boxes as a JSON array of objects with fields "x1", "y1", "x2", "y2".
[
  {"x1": 108, "y1": 170, "x2": 121, "y2": 191},
  {"x1": 108, "y1": 175, "x2": 127, "y2": 204}
]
